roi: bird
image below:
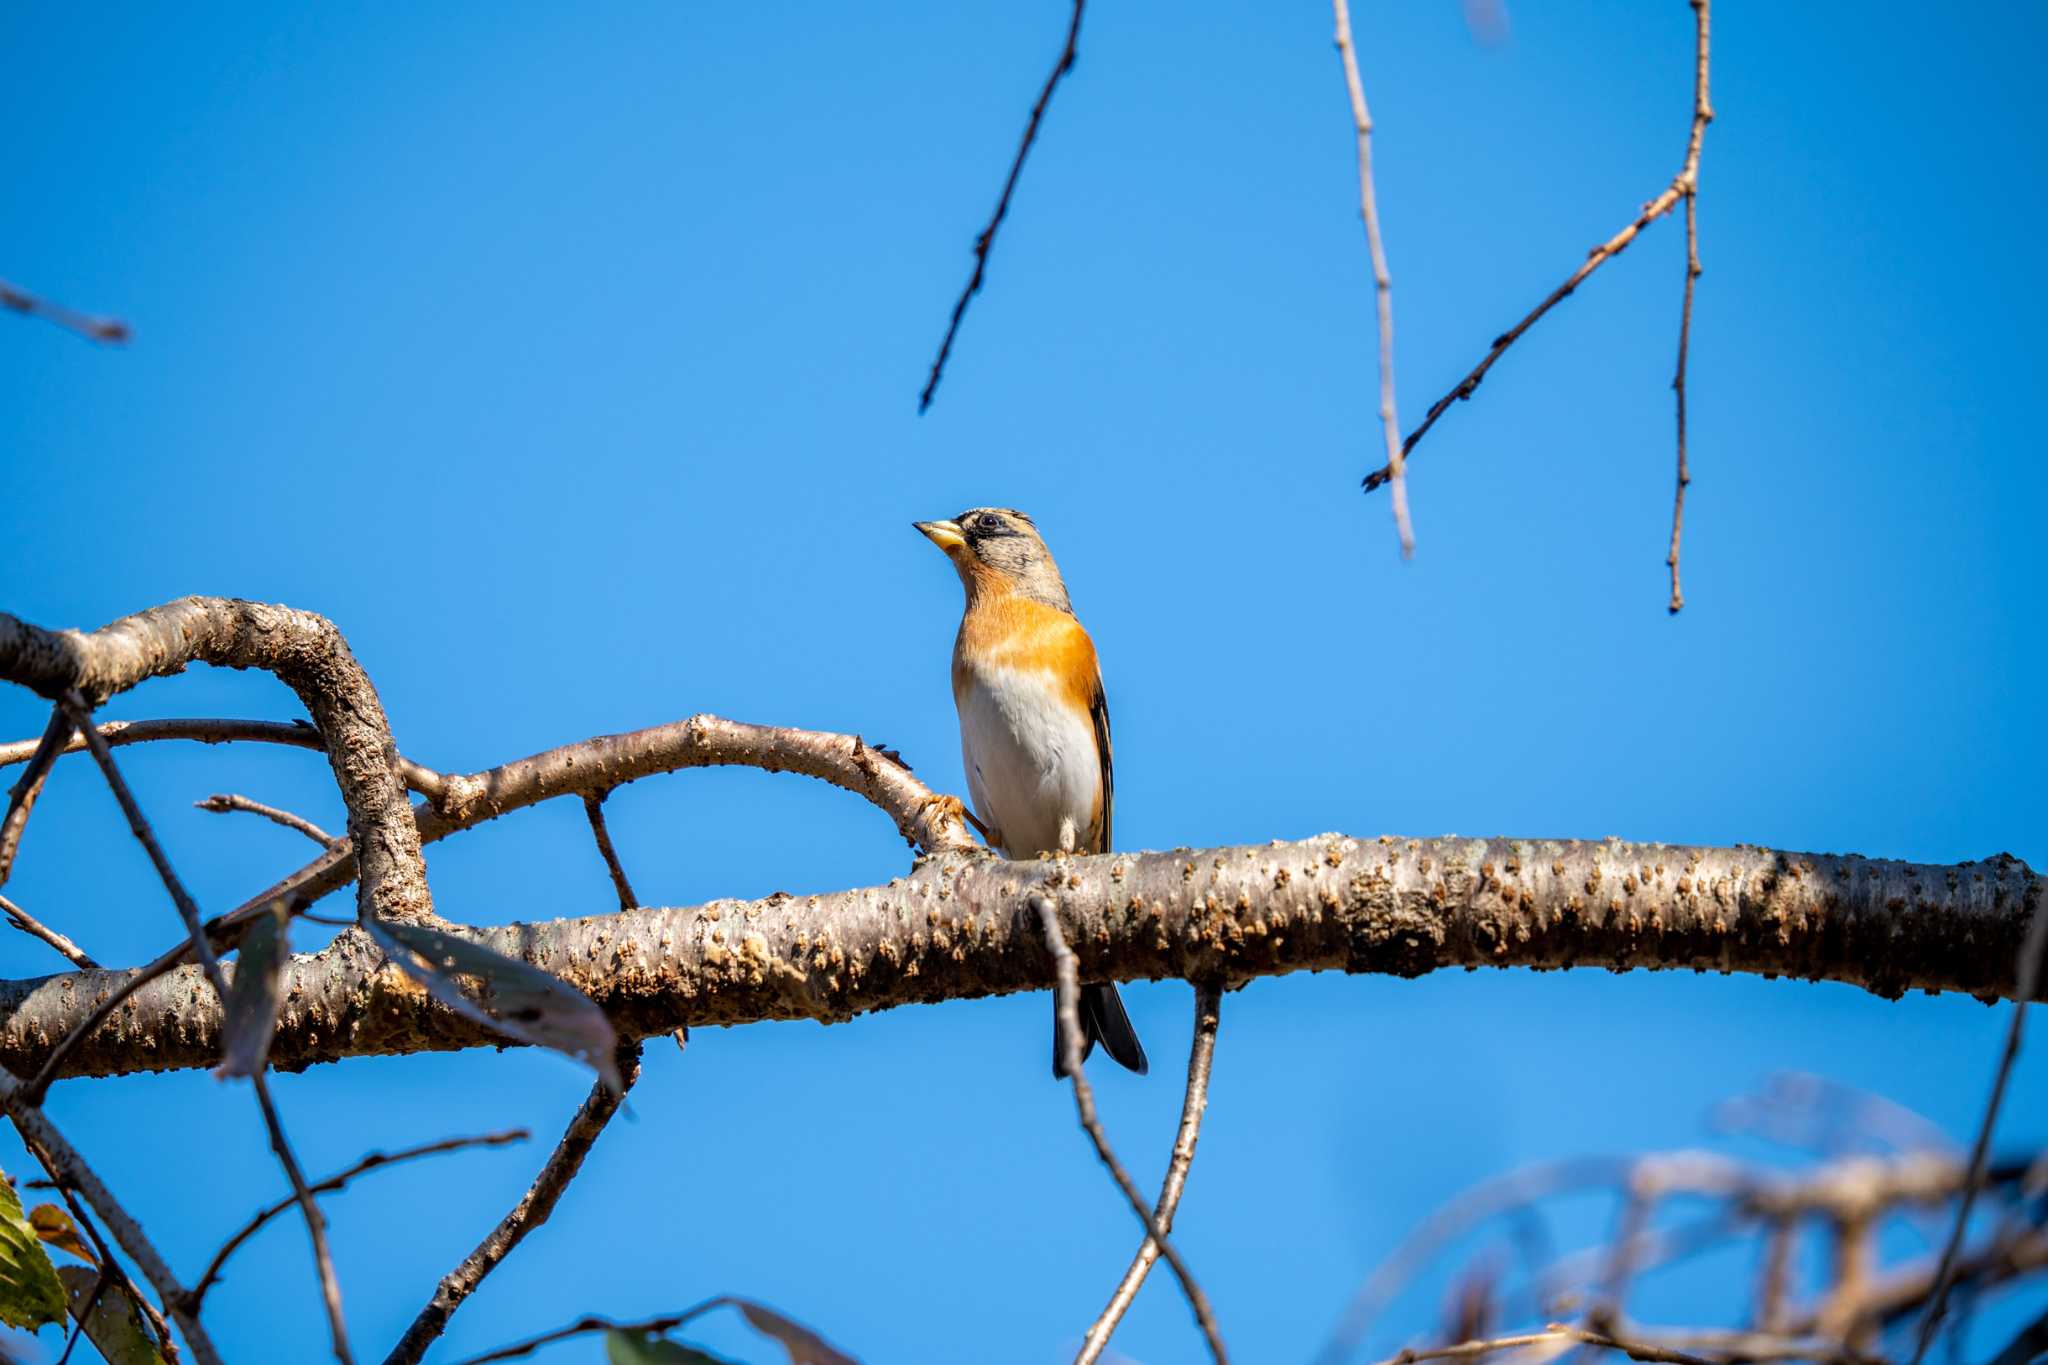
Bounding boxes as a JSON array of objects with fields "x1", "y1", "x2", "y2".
[{"x1": 914, "y1": 507, "x2": 1148, "y2": 1078}]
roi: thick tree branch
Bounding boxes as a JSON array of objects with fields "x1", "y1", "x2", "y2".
[{"x1": 0, "y1": 835, "x2": 2034, "y2": 1081}]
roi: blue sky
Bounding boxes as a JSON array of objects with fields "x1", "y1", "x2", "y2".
[{"x1": 3, "y1": 2, "x2": 2045, "y2": 1361}]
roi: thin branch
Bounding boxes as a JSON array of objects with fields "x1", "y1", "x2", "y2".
[
  {"x1": 250, "y1": 1071, "x2": 353, "y2": 1364},
  {"x1": 917, "y1": 0, "x2": 1085, "y2": 413},
  {"x1": 0, "y1": 706, "x2": 73, "y2": 888},
  {"x1": 581, "y1": 790, "x2": 638, "y2": 911},
  {"x1": 0, "y1": 278, "x2": 131, "y2": 344},
  {"x1": 1077, "y1": 981, "x2": 1223, "y2": 1365},
  {"x1": 57, "y1": 692, "x2": 228, "y2": 998},
  {"x1": 1332, "y1": 0, "x2": 1414, "y2": 557},
  {"x1": 1909, "y1": 901, "x2": 2048, "y2": 1363},
  {"x1": 1036, "y1": 895, "x2": 1227, "y2": 1363},
  {"x1": 0, "y1": 891, "x2": 98, "y2": 969},
  {"x1": 1362, "y1": 0, "x2": 1716, "y2": 509},
  {"x1": 0, "y1": 716, "x2": 449, "y2": 804},
  {"x1": 1667, "y1": 0, "x2": 1711, "y2": 613},
  {"x1": 196, "y1": 792, "x2": 340, "y2": 848},
  {"x1": 0, "y1": 1069, "x2": 222, "y2": 1364},
  {"x1": 190, "y1": 1128, "x2": 529, "y2": 1307},
  {"x1": 383, "y1": 1042, "x2": 644, "y2": 1365}
]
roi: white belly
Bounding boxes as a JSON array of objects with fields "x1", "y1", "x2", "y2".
[{"x1": 956, "y1": 663, "x2": 1100, "y2": 858}]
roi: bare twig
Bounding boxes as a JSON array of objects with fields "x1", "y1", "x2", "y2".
[
  {"x1": 1909, "y1": 902, "x2": 2048, "y2": 1363},
  {"x1": 0, "y1": 891, "x2": 98, "y2": 968},
  {"x1": 1332, "y1": 0, "x2": 1414, "y2": 557},
  {"x1": 1077, "y1": 981, "x2": 1223, "y2": 1365},
  {"x1": 581, "y1": 790, "x2": 638, "y2": 911},
  {"x1": 0, "y1": 706, "x2": 73, "y2": 888},
  {"x1": 449, "y1": 1295, "x2": 849, "y2": 1365},
  {"x1": 191, "y1": 1129, "x2": 528, "y2": 1306},
  {"x1": 250, "y1": 1071, "x2": 353, "y2": 1363},
  {"x1": 1036, "y1": 895, "x2": 1227, "y2": 1363},
  {"x1": 0, "y1": 1069, "x2": 222, "y2": 1363},
  {"x1": 197, "y1": 792, "x2": 340, "y2": 848},
  {"x1": 1362, "y1": 0, "x2": 1716, "y2": 546},
  {"x1": 383, "y1": 1042, "x2": 644, "y2": 1365},
  {"x1": 0, "y1": 278, "x2": 131, "y2": 344},
  {"x1": 0, "y1": 716, "x2": 449, "y2": 804},
  {"x1": 1666, "y1": 0, "x2": 1712, "y2": 613},
  {"x1": 918, "y1": 0, "x2": 1085, "y2": 413}
]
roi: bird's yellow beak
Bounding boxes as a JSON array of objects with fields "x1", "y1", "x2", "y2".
[{"x1": 914, "y1": 519, "x2": 967, "y2": 552}]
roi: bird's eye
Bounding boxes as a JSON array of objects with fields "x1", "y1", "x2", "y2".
[{"x1": 976, "y1": 513, "x2": 1003, "y2": 531}]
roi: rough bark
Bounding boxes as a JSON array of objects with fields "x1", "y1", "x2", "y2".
[{"x1": 1, "y1": 835, "x2": 2035, "y2": 1081}]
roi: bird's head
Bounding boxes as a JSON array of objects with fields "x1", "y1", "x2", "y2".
[{"x1": 914, "y1": 507, "x2": 1072, "y2": 612}]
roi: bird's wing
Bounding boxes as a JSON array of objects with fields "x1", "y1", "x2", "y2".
[{"x1": 1089, "y1": 676, "x2": 1112, "y2": 854}]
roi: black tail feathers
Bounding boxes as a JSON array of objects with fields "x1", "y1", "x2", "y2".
[{"x1": 1053, "y1": 982, "x2": 1149, "y2": 1078}]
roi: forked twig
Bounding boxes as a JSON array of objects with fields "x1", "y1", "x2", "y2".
[
  {"x1": 383, "y1": 1042, "x2": 645, "y2": 1365},
  {"x1": 1035, "y1": 895, "x2": 1227, "y2": 1362},
  {"x1": 918, "y1": 0, "x2": 1085, "y2": 413},
  {"x1": 1362, "y1": 0, "x2": 1714, "y2": 609},
  {"x1": 1332, "y1": 0, "x2": 1414, "y2": 557},
  {"x1": 1077, "y1": 981, "x2": 1223, "y2": 1365}
]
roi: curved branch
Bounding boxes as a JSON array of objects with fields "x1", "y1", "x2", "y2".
[
  {"x1": 0, "y1": 834, "x2": 2031, "y2": 1081},
  {"x1": 0, "y1": 600, "x2": 434, "y2": 927}
]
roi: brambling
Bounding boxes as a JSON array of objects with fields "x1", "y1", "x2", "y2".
[{"x1": 914, "y1": 508, "x2": 1148, "y2": 1077}]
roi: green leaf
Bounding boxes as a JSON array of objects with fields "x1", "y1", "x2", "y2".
[
  {"x1": 0, "y1": 1171, "x2": 67, "y2": 1329},
  {"x1": 605, "y1": 1329, "x2": 737, "y2": 1365},
  {"x1": 57, "y1": 1265, "x2": 169, "y2": 1365},
  {"x1": 365, "y1": 919, "x2": 621, "y2": 1090},
  {"x1": 216, "y1": 901, "x2": 289, "y2": 1079}
]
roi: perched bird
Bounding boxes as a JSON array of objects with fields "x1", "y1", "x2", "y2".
[{"x1": 914, "y1": 508, "x2": 1148, "y2": 1077}]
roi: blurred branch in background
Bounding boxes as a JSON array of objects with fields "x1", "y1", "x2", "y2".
[
  {"x1": 1318, "y1": 1075, "x2": 2048, "y2": 1365},
  {"x1": 0, "y1": 278, "x2": 130, "y2": 344}
]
